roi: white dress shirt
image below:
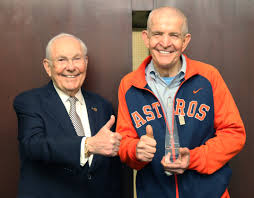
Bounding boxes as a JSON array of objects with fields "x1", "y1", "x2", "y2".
[{"x1": 53, "y1": 83, "x2": 93, "y2": 166}]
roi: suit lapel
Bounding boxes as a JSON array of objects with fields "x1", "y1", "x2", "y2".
[
  {"x1": 42, "y1": 82, "x2": 77, "y2": 136},
  {"x1": 82, "y1": 89, "x2": 98, "y2": 137},
  {"x1": 82, "y1": 89, "x2": 106, "y2": 170}
]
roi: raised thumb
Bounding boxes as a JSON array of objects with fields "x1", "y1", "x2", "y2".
[
  {"x1": 146, "y1": 125, "x2": 154, "y2": 138},
  {"x1": 104, "y1": 115, "x2": 115, "y2": 130}
]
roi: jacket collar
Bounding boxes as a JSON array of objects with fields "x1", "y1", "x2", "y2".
[
  {"x1": 131, "y1": 54, "x2": 199, "y2": 88},
  {"x1": 44, "y1": 81, "x2": 98, "y2": 137},
  {"x1": 43, "y1": 81, "x2": 77, "y2": 136}
]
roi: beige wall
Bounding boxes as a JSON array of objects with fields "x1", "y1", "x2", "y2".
[{"x1": 132, "y1": 30, "x2": 149, "y2": 70}]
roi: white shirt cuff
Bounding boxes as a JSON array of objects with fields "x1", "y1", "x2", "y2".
[{"x1": 80, "y1": 137, "x2": 88, "y2": 167}]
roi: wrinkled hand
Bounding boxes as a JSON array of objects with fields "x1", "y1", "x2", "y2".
[
  {"x1": 136, "y1": 125, "x2": 157, "y2": 162},
  {"x1": 161, "y1": 147, "x2": 190, "y2": 175},
  {"x1": 86, "y1": 115, "x2": 122, "y2": 156}
]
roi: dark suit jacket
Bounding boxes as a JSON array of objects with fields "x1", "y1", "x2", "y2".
[{"x1": 13, "y1": 81, "x2": 122, "y2": 198}]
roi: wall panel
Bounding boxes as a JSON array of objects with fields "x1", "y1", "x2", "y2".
[
  {"x1": 0, "y1": 0, "x2": 132, "y2": 197},
  {"x1": 132, "y1": 0, "x2": 154, "y2": 11}
]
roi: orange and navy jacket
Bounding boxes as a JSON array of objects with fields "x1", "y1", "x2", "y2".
[{"x1": 116, "y1": 55, "x2": 246, "y2": 198}]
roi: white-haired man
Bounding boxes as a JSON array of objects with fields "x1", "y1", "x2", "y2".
[{"x1": 14, "y1": 33, "x2": 122, "y2": 198}]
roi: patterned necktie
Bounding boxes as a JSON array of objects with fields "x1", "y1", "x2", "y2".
[{"x1": 68, "y1": 97, "x2": 85, "y2": 136}]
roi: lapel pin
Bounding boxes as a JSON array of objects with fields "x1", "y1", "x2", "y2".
[{"x1": 91, "y1": 107, "x2": 98, "y2": 112}]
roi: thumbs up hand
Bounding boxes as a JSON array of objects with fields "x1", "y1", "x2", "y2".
[
  {"x1": 86, "y1": 115, "x2": 122, "y2": 157},
  {"x1": 136, "y1": 125, "x2": 157, "y2": 162},
  {"x1": 145, "y1": 124, "x2": 154, "y2": 138}
]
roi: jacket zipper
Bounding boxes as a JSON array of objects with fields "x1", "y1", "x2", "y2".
[{"x1": 141, "y1": 86, "x2": 183, "y2": 198}]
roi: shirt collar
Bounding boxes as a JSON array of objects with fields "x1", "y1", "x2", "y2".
[
  {"x1": 146, "y1": 54, "x2": 186, "y2": 79},
  {"x1": 53, "y1": 83, "x2": 84, "y2": 105}
]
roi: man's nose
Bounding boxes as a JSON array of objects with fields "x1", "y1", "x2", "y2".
[
  {"x1": 66, "y1": 59, "x2": 75, "y2": 70},
  {"x1": 160, "y1": 35, "x2": 172, "y2": 48}
]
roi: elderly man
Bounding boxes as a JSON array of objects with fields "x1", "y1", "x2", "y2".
[
  {"x1": 117, "y1": 7, "x2": 245, "y2": 198},
  {"x1": 13, "y1": 33, "x2": 122, "y2": 198}
]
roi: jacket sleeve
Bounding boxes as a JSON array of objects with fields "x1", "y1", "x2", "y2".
[
  {"x1": 188, "y1": 69, "x2": 246, "y2": 174},
  {"x1": 116, "y1": 79, "x2": 148, "y2": 170},
  {"x1": 13, "y1": 94, "x2": 83, "y2": 168}
]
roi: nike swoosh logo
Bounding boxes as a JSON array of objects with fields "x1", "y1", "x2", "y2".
[{"x1": 193, "y1": 88, "x2": 203, "y2": 94}]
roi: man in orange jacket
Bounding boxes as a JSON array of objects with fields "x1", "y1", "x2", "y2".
[{"x1": 116, "y1": 6, "x2": 245, "y2": 198}]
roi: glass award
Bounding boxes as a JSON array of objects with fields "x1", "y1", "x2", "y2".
[{"x1": 164, "y1": 119, "x2": 180, "y2": 176}]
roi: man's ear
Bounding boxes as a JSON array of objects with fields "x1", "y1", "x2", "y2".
[
  {"x1": 43, "y1": 59, "x2": 52, "y2": 77},
  {"x1": 84, "y1": 56, "x2": 88, "y2": 65},
  {"x1": 142, "y1": 30, "x2": 150, "y2": 48},
  {"x1": 182, "y1": 33, "x2": 191, "y2": 52}
]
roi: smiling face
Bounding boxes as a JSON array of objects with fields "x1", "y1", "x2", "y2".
[
  {"x1": 142, "y1": 8, "x2": 191, "y2": 77},
  {"x1": 43, "y1": 36, "x2": 87, "y2": 96}
]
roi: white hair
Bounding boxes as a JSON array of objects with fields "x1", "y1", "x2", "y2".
[{"x1": 45, "y1": 33, "x2": 88, "y2": 60}]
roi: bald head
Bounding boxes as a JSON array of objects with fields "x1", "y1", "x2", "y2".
[{"x1": 147, "y1": 7, "x2": 188, "y2": 35}]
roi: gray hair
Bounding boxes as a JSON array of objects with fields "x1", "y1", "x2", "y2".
[
  {"x1": 147, "y1": 7, "x2": 189, "y2": 35},
  {"x1": 45, "y1": 33, "x2": 88, "y2": 60}
]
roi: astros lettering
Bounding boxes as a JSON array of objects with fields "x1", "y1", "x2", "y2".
[{"x1": 131, "y1": 99, "x2": 210, "y2": 128}]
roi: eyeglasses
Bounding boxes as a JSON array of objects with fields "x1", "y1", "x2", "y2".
[{"x1": 50, "y1": 56, "x2": 85, "y2": 66}]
